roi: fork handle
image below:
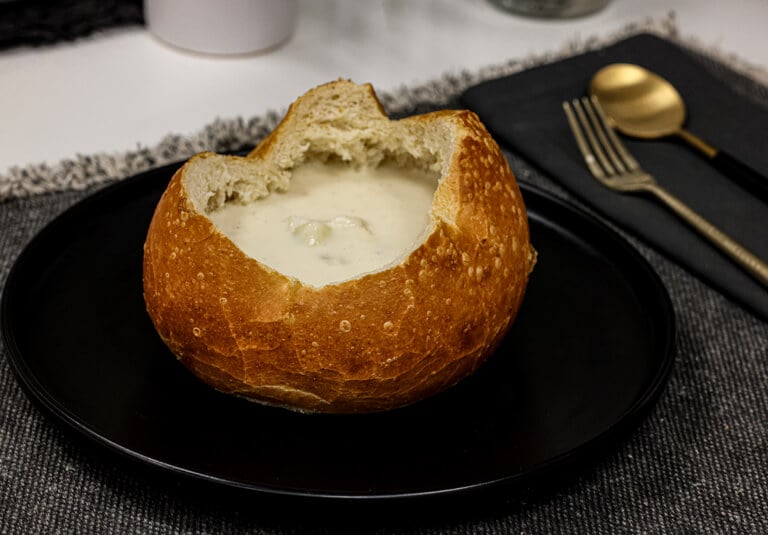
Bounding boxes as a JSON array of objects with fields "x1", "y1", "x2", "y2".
[{"x1": 646, "y1": 183, "x2": 768, "y2": 289}]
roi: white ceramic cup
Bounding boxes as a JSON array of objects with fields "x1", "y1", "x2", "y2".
[{"x1": 144, "y1": 0, "x2": 298, "y2": 55}]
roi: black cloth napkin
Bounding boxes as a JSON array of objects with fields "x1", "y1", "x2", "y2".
[{"x1": 462, "y1": 33, "x2": 768, "y2": 322}]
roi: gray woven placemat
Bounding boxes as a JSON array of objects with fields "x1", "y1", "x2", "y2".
[
  {"x1": 1, "y1": 15, "x2": 767, "y2": 534},
  {"x1": 0, "y1": 0, "x2": 143, "y2": 50}
]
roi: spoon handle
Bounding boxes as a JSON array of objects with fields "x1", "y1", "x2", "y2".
[
  {"x1": 676, "y1": 129, "x2": 768, "y2": 203},
  {"x1": 710, "y1": 150, "x2": 768, "y2": 204}
]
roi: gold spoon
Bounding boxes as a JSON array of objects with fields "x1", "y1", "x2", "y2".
[{"x1": 589, "y1": 63, "x2": 768, "y2": 203}]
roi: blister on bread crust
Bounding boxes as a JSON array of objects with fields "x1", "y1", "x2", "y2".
[{"x1": 143, "y1": 80, "x2": 535, "y2": 413}]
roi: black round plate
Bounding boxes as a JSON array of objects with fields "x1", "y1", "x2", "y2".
[{"x1": 1, "y1": 162, "x2": 675, "y2": 502}]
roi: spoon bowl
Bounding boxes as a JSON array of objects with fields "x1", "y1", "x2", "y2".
[
  {"x1": 589, "y1": 63, "x2": 686, "y2": 139},
  {"x1": 588, "y1": 62, "x2": 768, "y2": 203}
]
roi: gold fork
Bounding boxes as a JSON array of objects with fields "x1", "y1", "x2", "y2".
[{"x1": 563, "y1": 95, "x2": 768, "y2": 289}]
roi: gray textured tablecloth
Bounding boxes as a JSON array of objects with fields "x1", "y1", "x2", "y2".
[{"x1": 1, "y1": 27, "x2": 767, "y2": 535}]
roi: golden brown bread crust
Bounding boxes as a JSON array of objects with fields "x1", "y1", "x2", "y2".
[{"x1": 143, "y1": 80, "x2": 535, "y2": 413}]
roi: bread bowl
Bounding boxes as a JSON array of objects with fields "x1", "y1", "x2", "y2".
[{"x1": 142, "y1": 80, "x2": 536, "y2": 413}]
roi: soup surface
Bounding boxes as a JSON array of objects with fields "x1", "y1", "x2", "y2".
[{"x1": 208, "y1": 161, "x2": 438, "y2": 287}]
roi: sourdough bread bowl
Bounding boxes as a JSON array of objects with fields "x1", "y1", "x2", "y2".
[{"x1": 142, "y1": 80, "x2": 536, "y2": 413}]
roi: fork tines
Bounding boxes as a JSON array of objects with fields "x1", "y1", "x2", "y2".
[{"x1": 563, "y1": 96, "x2": 641, "y2": 180}]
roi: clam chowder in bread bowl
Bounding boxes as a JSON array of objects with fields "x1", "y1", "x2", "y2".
[{"x1": 142, "y1": 80, "x2": 536, "y2": 413}]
